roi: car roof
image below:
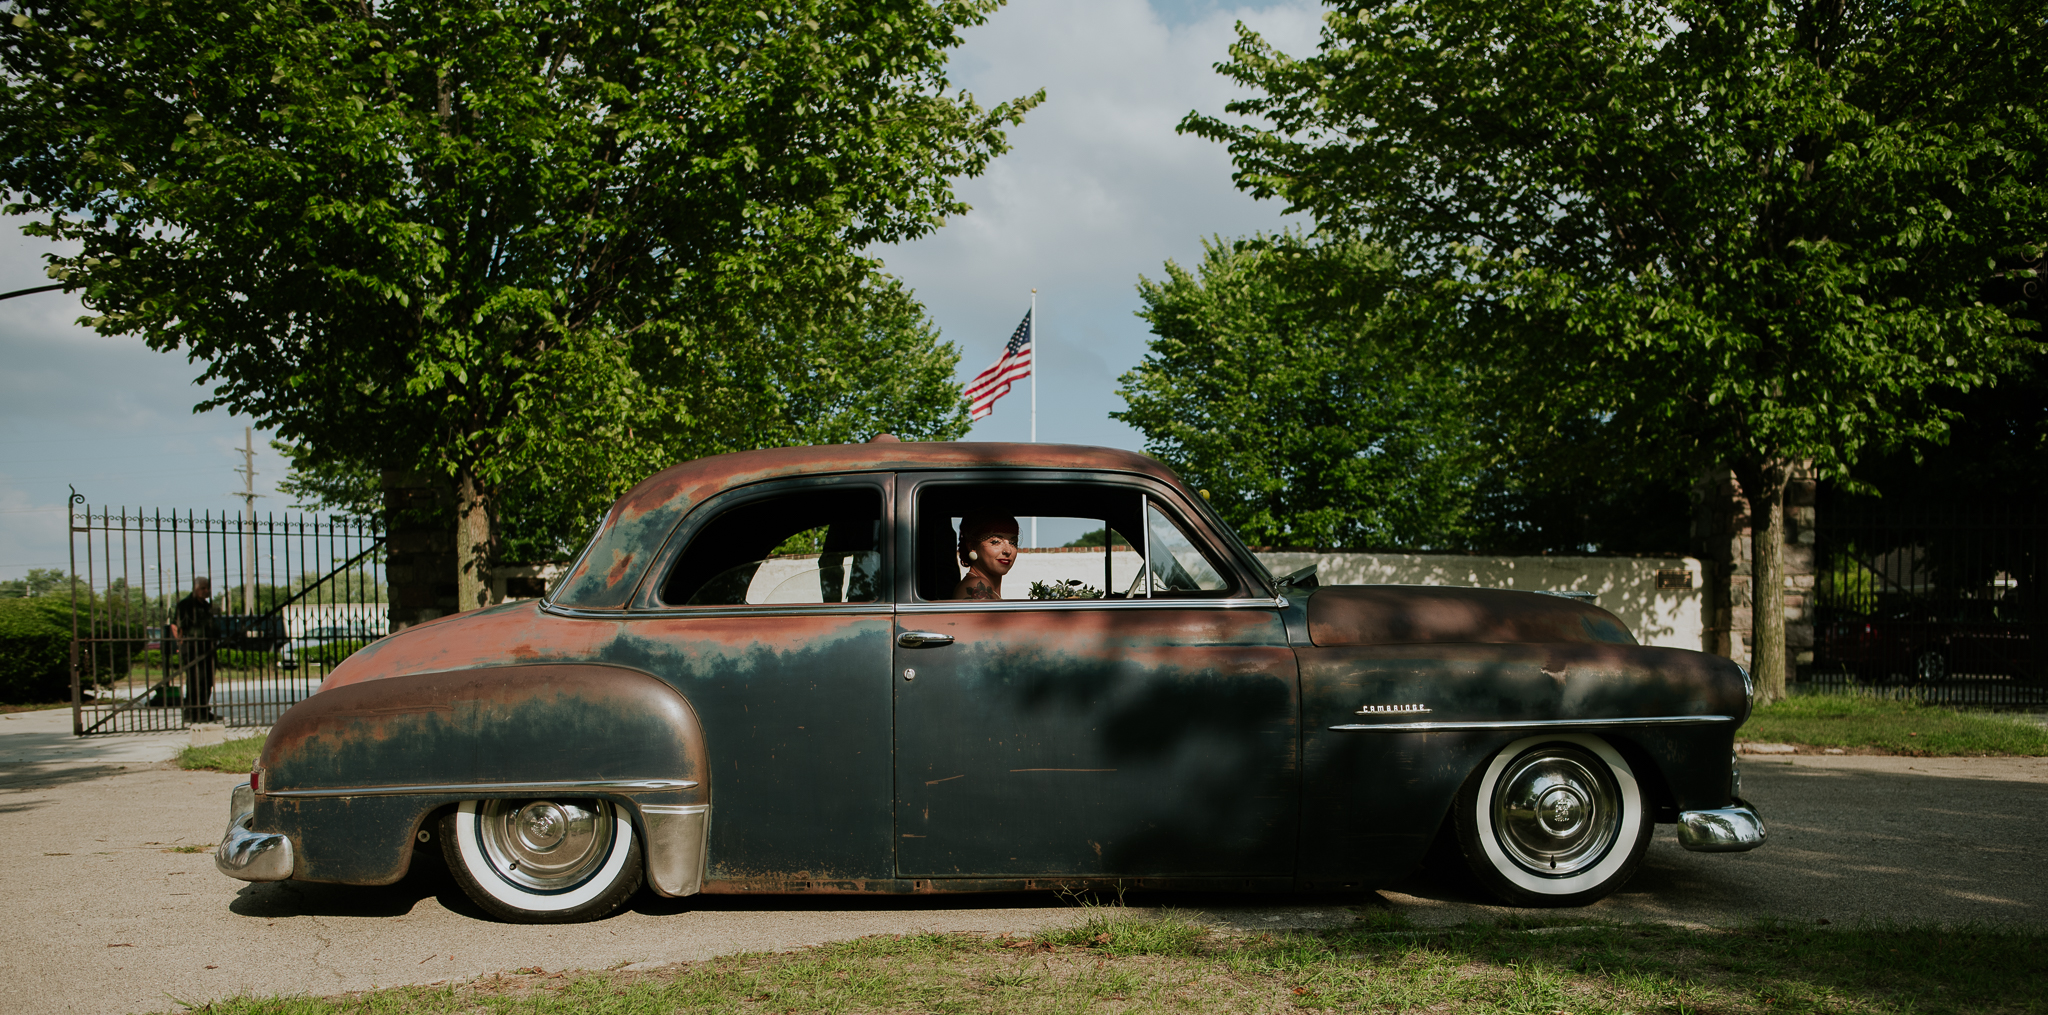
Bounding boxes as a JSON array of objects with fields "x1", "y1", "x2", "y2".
[{"x1": 552, "y1": 442, "x2": 1188, "y2": 610}]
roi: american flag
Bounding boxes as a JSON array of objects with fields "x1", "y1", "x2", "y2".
[{"x1": 965, "y1": 310, "x2": 1032, "y2": 421}]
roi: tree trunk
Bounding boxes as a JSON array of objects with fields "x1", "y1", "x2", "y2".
[
  {"x1": 1740, "y1": 459, "x2": 1793, "y2": 704},
  {"x1": 455, "y1": 469, "x2": 494, "y2": 612}
]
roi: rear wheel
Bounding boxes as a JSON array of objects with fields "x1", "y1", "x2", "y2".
[
  {"x1": 441, "y1": 798, "x2": 642, "y2": 923},
  {"x1": 1444, "y1": 734, "x2": 1652, "y2": 907}
]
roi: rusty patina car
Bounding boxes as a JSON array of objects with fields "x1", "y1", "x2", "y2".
[{"x1": 215, "y1": 441, "x2": 1763, "y2": 922}]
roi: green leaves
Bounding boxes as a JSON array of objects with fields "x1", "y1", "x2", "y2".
[
  {"x1": 1188, "y1": 0, "x2": 2046, "y2": 485},
  {"x1": 1117, "y1": 236, "x2": 1483, "y2": 550},
  {"x1": 1, "y1": 0, "x2": 1023, "y2": 570}
]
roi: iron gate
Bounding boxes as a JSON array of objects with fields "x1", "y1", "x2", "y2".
[
  {"x1": 1806, "y1": 502, "x2": 2047, "y2": 707},
  {"x1": 68, "y1": 495, "x2": 386, "y2": 735}
]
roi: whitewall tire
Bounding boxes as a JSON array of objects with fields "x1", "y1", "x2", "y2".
[
  {"x1": 1447, "y1": 734, "x2": 1653, "y2": 907},
  {"x1": 441, "y1": 798, "x2": 642, "y2": 923}
]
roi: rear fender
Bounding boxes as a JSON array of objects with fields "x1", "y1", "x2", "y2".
[{"x1": 254, "y1": 664, "x2": 708, "y2": 888}]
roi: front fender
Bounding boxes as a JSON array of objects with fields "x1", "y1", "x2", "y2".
[{"x1": 255, "y1": 663, "x2": 708, "y2": 887}]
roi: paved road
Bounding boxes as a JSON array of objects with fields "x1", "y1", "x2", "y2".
[{"x1": 2, "y1": 708, "x2": 2041, "y2": 1015}]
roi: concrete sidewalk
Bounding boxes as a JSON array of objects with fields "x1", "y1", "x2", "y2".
[{"x1": 0, "y1": 707, "x2": 189, "y2": 768}]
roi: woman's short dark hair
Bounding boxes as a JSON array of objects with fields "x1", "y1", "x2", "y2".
[{"x1": 956, "y1": 514, "x2": 1020, "y2": 567}]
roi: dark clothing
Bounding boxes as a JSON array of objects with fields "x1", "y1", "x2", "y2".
[{"x1": 171, "y1": 594, "x2": 216, "y2": 723}]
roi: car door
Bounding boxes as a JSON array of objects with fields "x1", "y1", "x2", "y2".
[
  {"x1": 890, "y1": 472, "x2": 1298, "y2": 879},
  {"x1": 624, "y1": 474, "x2": 897, "y2": 882}
]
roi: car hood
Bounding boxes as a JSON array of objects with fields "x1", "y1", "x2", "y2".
[{"x1": 1304, "y1": 584, "x2": 1637, "y2": 647}]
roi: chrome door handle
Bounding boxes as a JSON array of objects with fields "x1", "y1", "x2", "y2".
[{"x1": 897, "y1": 631, "x2": 955, "y2": 648}]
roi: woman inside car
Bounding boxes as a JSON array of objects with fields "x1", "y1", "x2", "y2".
[{"x1": 954, "y1": 514, "x2": 1020, "y2": 600}]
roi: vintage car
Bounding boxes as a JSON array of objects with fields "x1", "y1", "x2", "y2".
[{"x1": 216, "y1": 441, "x2": 1764, "y2": 923}]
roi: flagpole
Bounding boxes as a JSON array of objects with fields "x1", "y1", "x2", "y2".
[{"x1": 1030, "y1": 288, "x2": 1038, "y2": 549}]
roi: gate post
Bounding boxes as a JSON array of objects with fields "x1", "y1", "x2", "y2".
[{"x1": 67, "y1": 487, "x2": 83, "y2": 736}]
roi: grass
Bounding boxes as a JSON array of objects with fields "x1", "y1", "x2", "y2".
[
  {"x1": 177, "y1": 910, "x2": 2046, "y2": 1015},
  {"x1": 1743, "y1": 695, "x2": 2048, "y2": 756},
  {"x1": 179, "y1": 734, "x2": 264, "y2": 773}
]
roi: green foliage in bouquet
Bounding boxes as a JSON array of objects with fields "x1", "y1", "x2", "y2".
[{"x1": 1029, "y1": 580, "x2": 1102, "y2": 601}]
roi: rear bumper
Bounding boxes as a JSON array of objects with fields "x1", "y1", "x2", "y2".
[
  {"x1": 1677, "y1": 797, "x2": 1766, "y2": 852},
  {"x1": 216, "y1": 783, "x2": 295, "y2": 881}
]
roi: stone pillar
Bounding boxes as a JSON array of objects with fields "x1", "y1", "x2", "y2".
[
  {"x1": 1692, "y1": 466, "x2": 1817, "y2": 675},
  {"x1": 382, "y1": 471, "x2": 457, "y2": 632}
]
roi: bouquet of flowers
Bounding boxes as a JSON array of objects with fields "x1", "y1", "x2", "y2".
[{"x1": 1028, "y1": 579, "x2": 1102, "y2": 600}]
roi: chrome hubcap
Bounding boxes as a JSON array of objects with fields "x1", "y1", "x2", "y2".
[
  {"x1": 477, "y1": 799, "x2": 613, "y2": 891},
  {"x1": 1492, "y1": 746, "x2": 1620, "y2": 877}
]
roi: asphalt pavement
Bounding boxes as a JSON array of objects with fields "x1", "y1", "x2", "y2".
[{"x1": 1, "y1": 706, "x2": 2041, "y2": 1015}]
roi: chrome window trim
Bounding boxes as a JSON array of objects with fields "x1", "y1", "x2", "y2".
[
  {"x1": 897, "y1": 597, "x2": 1284, "y2": 615},
  {"x1": 543, "y1": 602, "x2": 897, "y2": 621},
  {"x1": 1328, "y1": 714, "x2": 1736, "y2": 733},
  {"x1": 264, "y1": 778, "x2": 699, "y2": 799}
]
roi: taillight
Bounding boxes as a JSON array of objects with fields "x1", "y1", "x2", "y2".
[{"x1": 250, "y1": 768, "x2": 262, "y2": 794}]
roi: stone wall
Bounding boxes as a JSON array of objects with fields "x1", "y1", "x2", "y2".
[{"x1": 1691, "y1": 468, "x2": 1817, "y2": 673}]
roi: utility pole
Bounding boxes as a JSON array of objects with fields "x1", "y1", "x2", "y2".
[{"x1": 230, "y1": 427, "x2": 263, "y2": 616}]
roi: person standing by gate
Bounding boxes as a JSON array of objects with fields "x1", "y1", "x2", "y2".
[{"x1": 169, "y1": 577, "x2": 218, "y2": 723}]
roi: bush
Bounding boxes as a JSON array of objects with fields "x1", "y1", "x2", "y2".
[{"x1": 0, "y1": 597, "x2": 72, "y2": 703}]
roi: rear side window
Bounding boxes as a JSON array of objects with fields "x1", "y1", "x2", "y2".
[{"x1": 660, "y1": 487, "x2": 884, "y2": 606}]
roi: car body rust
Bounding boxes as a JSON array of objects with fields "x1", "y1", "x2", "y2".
[{"x1": 227, "y1": 440, "x2": 1760, "y2": 911}]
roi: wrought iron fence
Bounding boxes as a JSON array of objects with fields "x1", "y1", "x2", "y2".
[
  {"x1": 1804, "y1": 502, "x2": 2047, "y2": 708},
  {"x1": 68, "y1": 496, "x2": 386, "y2": 735}
]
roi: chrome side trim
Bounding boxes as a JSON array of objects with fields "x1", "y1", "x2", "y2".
[
  {"x1": 640, "y1": 803, "x2": 711, "y2": 897},
  {"x1": 897, "y1": 597, "x2": 1284, "y2": 614},
  {"x1": 263, "y1": 778, "x2": 699, "y2": 799},
  {"x1": 1328, "y1": 714, "x2": 1736, "y2": 732},
  {"x1": 1678, "y1": 797, "x2": 1766, "y2": 852},
  {"x1": 546, "y1": 603, "x2": 897, "y2": 621},
  {"x1": 216, "y1": 783, "x2": 294, "y2": 882}
]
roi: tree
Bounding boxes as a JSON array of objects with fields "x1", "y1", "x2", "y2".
[
  {"x1": 0, "y1": 567, "x2": 70, "y2": 599},
  {"x1": 1, "y1": 0, "x2": 1036, "y2": 610},
  {"x1": 1118, "y1": 236, "x2": 1487, "y2": 550},
  {"x1": 277, "y1": 274, "x2": 972, "y2": 566},
  {"x1": 1186, "y1": 0, "x2": 2046, "y2": 699}
]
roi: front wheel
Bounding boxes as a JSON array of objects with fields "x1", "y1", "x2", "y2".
[
  {"x1": 441, "y1": 798, "x2": 643, "y2": 923},
  {"x1": 1443, "y1": 734, "x2": 1652, "y2": 907}
]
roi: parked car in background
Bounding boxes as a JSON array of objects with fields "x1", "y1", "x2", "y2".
[
  {"x1": 280, "y1": 624, "x2": 381, "y2": 669},
  {"x1": 217, "y1": 442, "x2": 1763, "y2": 923},
  {"x1": 1819, "y1": 598, "x2": 2035, "y2": 684},
  {"x1": 213, "y1": 613, "x2": 289, "y2": 652}
]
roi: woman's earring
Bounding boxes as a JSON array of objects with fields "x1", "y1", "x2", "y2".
[{"x1": 968, "y1": 550, "x2": 979, "y2": 561}]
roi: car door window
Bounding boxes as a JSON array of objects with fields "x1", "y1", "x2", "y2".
[
  {"x1": 1141, "y1": 500, "x2": 1230, "y2": 595},
  {"x1": 911, "y1": 480, "x2": 1235, "y2": 601},
  {"x1": 660, "y1": 487, "x2": 884, "y2": 606}
]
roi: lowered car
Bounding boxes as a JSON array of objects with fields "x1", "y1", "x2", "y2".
[{"x1": 217, "y1": 441, "x2": 1763, "y2": 922}]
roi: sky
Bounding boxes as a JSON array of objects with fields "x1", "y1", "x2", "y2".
[{"x1": 0, "y1": 0, "x2": 1323, "y2": 581}]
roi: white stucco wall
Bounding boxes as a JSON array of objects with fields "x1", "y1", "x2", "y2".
[{"x1": 1253, "y1": 552, "x2": 1705, "y2": 650}]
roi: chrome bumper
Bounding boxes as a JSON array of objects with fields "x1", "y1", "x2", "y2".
[
  {"x1": 215, "y1": 783, "x2": 295, "y2": 881},
  {"x1": 1677, "y1": 796, "x2": 1767, "y2": 852}
]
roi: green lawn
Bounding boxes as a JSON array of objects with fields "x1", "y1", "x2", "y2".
[
  {"x1": 1743, "y1": 695, "x2": 2048, "y2": 756},
  {"x1": 179, "y1": 734, "x2": 264, "y2": 774},
  {"x1": 183, "y1": 910, "x2": 2046, "y2": 1015}
]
